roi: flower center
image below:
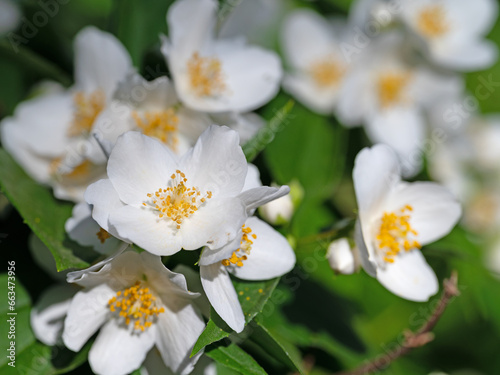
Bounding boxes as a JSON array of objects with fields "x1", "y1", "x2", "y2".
[
  {"x1": 222, "y1": 225, "x2": 257, "y2": 267},
  {"x1": 187, "y1": 52, "x2": 226, "y2": 97},
  {"x1": 417, "y1": 5, "x2": 449, "y2": 38},
  {"x1": 377, "y1": 72, "x2": 411, "y2": 108},
  {"x1": 68, "y1": 90, "x2": 105, "y2": 137},
  {"x1": 50, "y1": 158, "x2": 92, "y2": 183},
  {"x1": 132, "y1": 109, "x2": 179, "y2": 152},
  {"x1": 143, "y1": 170, "x2": 212, "y2": 229},
  {"x1": 96, "y1": 228, "x2": 111, "y2": 244},
  {"x1": 309, "y1": 58, "x2": 344, "y2": 88},
  {"x1": 108, "y1": 281, "x2": 165, "y2": 332},
  {"x1": 376, "y1": 205, "x2": 421, "y2": 263}
]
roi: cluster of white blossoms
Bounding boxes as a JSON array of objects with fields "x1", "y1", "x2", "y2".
[{"x1": 2, "y1": 0, "x2": 494, "y2": 373}]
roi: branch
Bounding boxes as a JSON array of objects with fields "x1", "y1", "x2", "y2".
[{"x1": 334, "y1": 271, "x2": 460, "y2": 375}]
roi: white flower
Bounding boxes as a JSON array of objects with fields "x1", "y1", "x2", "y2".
[
  {"x1": 0, "y1": 26, "x2": 133, "y2": 202},
  {"x1": 0, "y1": 0, "x2": 20, "y2": 34},
  {"x1": 85, "y1": 126, "x2": 289, "y2": 256},
  {"x1": 259, "y1": 194, "x2": 294, "y2": 225},
  {"x1": 399, "y1": 0, "x2": 498, "y2": 71},
  {"x1": 161, "y1": 0, "x2": 282, "y2": 113},
  {"x1": 337, "y1": 32, "x2": 463, "y2": 176},
  {"x1": 353, "y1": 144, "x2": 461, "y2": 301},
  {"x1": 326, "y1": 238, "x2": 359, "y2": 275},
  {"x1": 65, "y1": 202, "x2": 127, "y2": 254},
  {"x1": 62, "y1": 251, "x2": 205, "y2": 375},
  {"x1": 199, "y1": 216, "x2": 296, "y2": 332},
  {"x1": 94, "y1": 73, "x2": 265, "y2": 156},
  {"x1": 281, "y1": 9, "x2": 349, "y2": 114}
]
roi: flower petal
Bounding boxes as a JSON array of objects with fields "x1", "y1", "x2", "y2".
[
  {"x1": 386, "y1": 182, "x2": 462, "y2": 246},
  {"x1": 200, "y1": 263, "x2": 245, "y2": 332},
  {"x1": 108, "y1": 205, "x2": 183, "y2": 256},
  {"x1": 62, "y1": 283, "x2": 114, "y2": 351},
  {"x1": 228, "y1": 217, "x2": 295, "y2": 280},
  {"x1": 376, "y1": 250, "x2": 438, "y2": 302},
  {"x1": 88, "y1": 319, "x2": 155, "y2": 375},
  {"x1": 74, "y1": 26, "x2": 133, "y2": 97},
  {"x1": 154, "y1": 300, "x2": 205, "y2": 374},
  {"x1": 107, "y1": 132, "x2": 178, "y2": 206},
  {"x1": 31, "y1": 284, "x2": 75, "y2": 346},
  {"x1": 239, "y1": 186, "x2": 290, "y2": 213}
]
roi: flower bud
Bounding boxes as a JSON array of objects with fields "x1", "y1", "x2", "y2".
[{"x1": 326, "y1": 238, "x2": 359, "y2": 275}]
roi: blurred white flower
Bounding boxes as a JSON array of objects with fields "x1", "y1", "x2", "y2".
[
  {"x1": 1, "y1": 26, "x2": 133, "y2": 202},
  {"x1": 353, "y1": 144, "x2": 461, "y2": 301},
  {"x1": 161, "y1": 0, "x2": 282, "y2": 113},
  {"x1": 0, "y1": 0, "x2": 20, "y2": 34},
  {"x1": 199, "y1": 216, "x2": 296, "y2": 332},
  {"x1": 399, "y1": 0, "x2": 498, "y2": 71},
  {"x1": 62, "y1": 251, "x2": 204, "y2": 375},
  {"x1": 337, "y1": 32, "x2": 463, "y2": 176},
  {"x1": 281, "y1": 9, "x2": 349, "y2": 114},
  {"x1": 326, "y1": 238, "x2": 360, "y2": 275},
  {"x1": 85, "y1": 127, "x2": 289, "y2": 256},
  {"x1": 259, "y1": 193, "x2": 294, "y2": 225}
]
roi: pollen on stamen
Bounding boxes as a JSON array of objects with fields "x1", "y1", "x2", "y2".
[
  {"x1": 221, "y1": 225, "x2": 256, "y2": 267},
  {"x1": 143, "y1": 170, "x2": 212, "y2": 229},
  {"x1": 377, "y1": 72, "x2": 411, "y2": 109},
  {"x1": 309, "y1": 57, "x2": 344, "y2": 88},
  {"x1": 108, "y1": 281, "x2": 165, "y2": 332},
  {"x1": 132, "y1": 109, "x2": 179, "y2": 152},
  {"x1": 417, "y1": 5, "x2": 449, "y2": 38},
  {"x1": 68, "y1": 90, "x2": 105, "y2": 137},
  {"x1": 376, "y1": 205, "x2": 421, "y2": 263},
  {"x1": 187, "y1": 52, "x2": 226, "y2": 97},
  {"x1": 96, "y1": 228, "x2": 111, "y2": 244}
]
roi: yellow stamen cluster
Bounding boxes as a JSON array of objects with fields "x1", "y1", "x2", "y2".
[
  {"x1": 417, "y1": 5, "x2": 449, "y2": 38},
  {"x1": 377, "y1": 72, "x2": 411, "y2": 108},
  {"x1": 187, "y1": 52, "x2": 226, "y2": 97},
  {"x1": 132, "y1": 109, "x2": 179, "y2": 152},
  {"x1": 96, "y1": 228, "x2": 111, "y2": 244},
  {"x1": 222, "y1": 225, "x2": 257, "y2": 267},
  {"x1": 108, "y1": 281, "x2": 165, "y2": 332},
  {"x1": 68, "y1": 90, "x2": 105, "y2": 136},
  {"x1": 309, "y1": 58, "x2": 344, "y2": 88},
  {"x1": 143, "y1": 170, "x2": 212, "y2": 229},
  {"x1": 376, "y1": 205, "x2": 421, "y2": 263},
  {"x1": 50, "y1": 158, "x2": 92, "y2": 182}
]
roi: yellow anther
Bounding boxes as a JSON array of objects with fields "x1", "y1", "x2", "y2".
[
  {"x1": 417, "y1": 5, "x2": 448, "y2": 38},
  {"x1": 309, "y1": 58, "x2": 344, "y2": 88},
  {"x1": 96, "y1": 228, "x2": 111, "y2": 244},
  {"x1": 143, "y1": 170, "x2": 212, "y2": 229},
  {"x1": 377, "y1": 205, "x2": 421, "y2": 263},
  {"x1": 68, "y1": 90, "x2": 105, "y2": 136},
  {"x1": 377, "y1": 72, "x2": 411, "y2": 108},
  {"x1": 132, "y1": 109, "x2": 179, "y2": 152},
  {"x1": 187, "y1": 52, "x2": 226, "y2": 97},
  {"x1": 221, "y1": 225, "x2": 256, "y2": 267},
  {"x1": 108, "y1": 280, "x2": 164, "y2": 331}
]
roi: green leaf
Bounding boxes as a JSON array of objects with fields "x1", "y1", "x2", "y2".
[
  {"x1": 0, "y1": 149, "x2": 89, "y2": 271},
  {"x1": 242, "y1": 99, "x2": 295, "y2": 162},
  {"x1": 263, "y1": 96, "x2": 347, "y2": 201},
  {"x1": 250, "y1": 319, "x2": 306, "y2": 374},
  {"x1": 0, "y1": 274, "x2": 90, "y2": 375},
  {"x1": 206, "y1": 343, "x2": 267, "y2": 375},
  {"x1": 192, "y1": 278, "x2": 280, "y2": 355}
]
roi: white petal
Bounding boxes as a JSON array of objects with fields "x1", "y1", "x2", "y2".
[
  {"x1": 211, "y1": 112, "x2": 264, "y2": 145},
  {"x1": 199, "y1": 236, "x2": 240, "y2": 266},
  {"x1": 243, "y1": 163, "x2": 262, "y2": 191},
  {"x1": 154, "y1": 300, "x2": 205, "y2": 374},
  {"x1": 229, "y1": 217, "x2": 295, "y2": 280},
  {"x1": 142, "y1": 349, "x2": 173, "y2": 375},
  {"x1": 62, "y1": 283, "x2": 114, "y2": 351},
  {"x1": 31, "y1": 284, "x2": 76, "y2": 346},
  {"x1": 84, "y1": 179, "x2": 127, "y2": 239},
  {"x1": 200, "y1": 263, "x2": 245, "y2": 332},
  {"x1": 443, "y1": 0, "x2": 498, "y2": 37},
  {"x1": 179, "y1": 125, "x2": 247, "y2": 198},
  {"x1": 354, "y1": 219, "x2": 378, "y2": 277},
  {"x1": 109, "y1": 205, "x2": 182, "y2": 256},
  {"x1": 365, "y1": 108, "x2": 425, "y2": 177},
  {"x1": 74, "y1": 26, "x2": 133, "y2": 97},
  {"x1": 259, "y1": 194, "x2": 294, "y2": 225},
  {"x1": 107, "y1": 132, "x2": 178, "y2": 206},
  {"x1": 431, "y1": 39, "x2": 498, "y2": 71},
  {"x1": 89, "y1": 319, "x2": 155, "y2": 375},
  {"x1": 386, "y1": 182, "x2": 462, "y2": 246},
  {"x1": 353, "y1": 144, "x2": 400, "y2": 219},
  {"x1": 281, "y1": 9, "x2": 336, "y2": 70},
  {"x1": 239, "y1": 185, "x2": 290, "y2": 213},
  {"x1": 376, "y1": 250, "x2": 438, "y2": 302}
]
